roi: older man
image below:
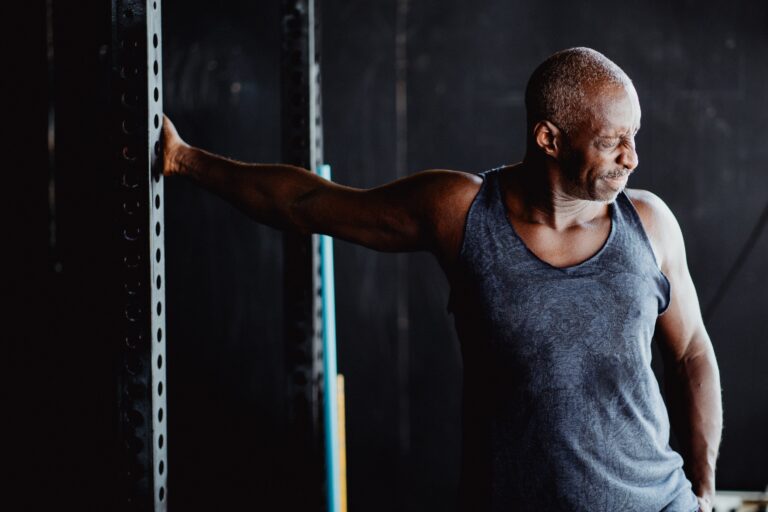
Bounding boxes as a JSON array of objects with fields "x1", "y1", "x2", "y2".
[{"x1": 162, "y1": 47, "x2": 721, "y2": 512}]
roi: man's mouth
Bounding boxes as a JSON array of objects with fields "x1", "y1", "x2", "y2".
[
  {"x1": 602, "y1": 171, "x2": 631, "y2": 189},
  {"x1": 604, "y1": 170, "x2": 630, "y2": 179}
]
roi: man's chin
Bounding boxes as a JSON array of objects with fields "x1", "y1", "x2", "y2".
[
  {"x1": 602, "y1": 174, "x2": 629, "y2": 190},
  {"x1": 594, "y1": 176, "x2": 628, "y2": 202},
  {"x1": 568, "y1": 179, "x2": 623, "y2": 203}
]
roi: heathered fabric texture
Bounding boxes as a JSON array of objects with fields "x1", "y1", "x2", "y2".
[{"x1": 448, "y1": 167, "x2": 699, "y2": 512}]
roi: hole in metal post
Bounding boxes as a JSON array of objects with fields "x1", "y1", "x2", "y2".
[
  {"x1": 122, "y1": 199, "x2": 140, "y2": 215},
  {"x1": 122, "y1": 172, "x2": 140, "y2": 189},
  {"x1": 122, "y1": 119, "x2": 136, "y2": 134},
  {"x1": 122, "y1": 146, "x2": 137, "y2": 161},
  {"x1": 124, "y1": 280, "x2": 141, "y2": 295},
  {"x1": 125, "y1": 304, "x2": 143, "y2": 322},
  {"x1": 121, "y1": 92, "x2": 139, "y2": 108},
  {"x1": 120, "y1": 65, "x2": 139, "y2": 79},
  {"x1": 124, "y1": 332, "x2": 144, "y2": 349},
  {"x1": 123, "y1": 226, "x2": 141, "y2": 241},
  {"x1": 124, "y1": 253, "x2": 141, "y2": 268}
]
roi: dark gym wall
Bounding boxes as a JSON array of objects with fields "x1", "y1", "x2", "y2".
[
  {"x1": 161, "y1": 1, "x2": 767, "y2": 511},
  {"x1": 161, "y1": 1, "x2": 288, "y2": 507}
]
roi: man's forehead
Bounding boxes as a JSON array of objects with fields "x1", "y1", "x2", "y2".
[{"x1": 585, "y1": 83, "x2": 641, "y2": 134}]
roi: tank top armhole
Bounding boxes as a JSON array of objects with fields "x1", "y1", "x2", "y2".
[
  {"x1": 455, "y1": 171, "x2": 489, "y2": 264},
  {"x1": 621, "y1": 191, "x2": 672, "y2": 315},
  {"x1": 447, "y1": 171, "x2": 490, "y2": 314},
  {"x1": 657, "y1": 269, "x2": 672, "y2": 316}
]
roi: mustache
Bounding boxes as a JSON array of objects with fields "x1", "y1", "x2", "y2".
[{"x1": 604, "y1": 169, "x2": 632, "y2": 179}]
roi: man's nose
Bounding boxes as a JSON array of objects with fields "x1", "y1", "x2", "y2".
[{"x1": 618, "y1": 144, "x2": 638, "y2": 171}]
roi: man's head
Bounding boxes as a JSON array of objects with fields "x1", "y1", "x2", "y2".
[{"x1": 524, "y1": 47, "x2": 641, "y2": 202}]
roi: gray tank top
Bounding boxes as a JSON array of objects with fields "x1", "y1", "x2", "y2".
[{"x1": 448, "y1": 167, "x2": 699, "y2": 512}]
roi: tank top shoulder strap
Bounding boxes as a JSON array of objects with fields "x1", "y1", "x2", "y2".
[
  {"x1": 608, "y1": 190, "x2": 672, "y2": 314},
  {"x1": 610, "y1": 191, "x2": 662, "y2": 269},
  {"x1": 448, "y1": 166, "x2": 507, "y2": 313},
  {"x1": 455, "y1": 166, "x2": 506, "y2": 261}
]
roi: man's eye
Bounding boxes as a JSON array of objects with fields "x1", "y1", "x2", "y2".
[{"x1": 598, "y1": 138, "x2": 618, "y2": 149}]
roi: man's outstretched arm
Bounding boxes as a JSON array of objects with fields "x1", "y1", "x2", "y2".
[
  {"x1": 633, "y1": 190, "x2": 723, "y2": 512},
  {"x1": 162, "y1": 115, "x2": 481, "y2": 260}
]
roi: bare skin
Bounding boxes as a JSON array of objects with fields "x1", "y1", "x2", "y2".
[{"x1": 162, "y1": 81, "x2": 721, "y2": 511}]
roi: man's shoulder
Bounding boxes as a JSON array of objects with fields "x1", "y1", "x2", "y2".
[
  {"x1": 415, "y1": 169, "x2": 483, "y2": 195},
  {"x1": 408, "y1": 169, "x2": 483, "y2": 266},
  {"x1": 624, "y1": 188, "x2": 677, "y2": 229},
  {"x1": 624, "y1": 187, "x2": 684, "y2": 268},
  {"x1": 411, "y1": 169, "x2": 483, "y2": 217}
]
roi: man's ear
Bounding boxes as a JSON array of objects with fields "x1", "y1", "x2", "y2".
[{"x1": 532, "y1": 120, "x2": 563, "y2": 158}]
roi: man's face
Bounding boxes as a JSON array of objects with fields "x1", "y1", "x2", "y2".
[{"x1": 557, "y1": 83, "x2": 641, "y2": 203}]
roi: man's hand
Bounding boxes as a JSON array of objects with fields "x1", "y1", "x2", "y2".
[
  {"x1": 697, "y1": 494, "x2": 713, "y2": 512},
  {"x1": 161, "y1": 114, "x2": 189, "y2": 177}
]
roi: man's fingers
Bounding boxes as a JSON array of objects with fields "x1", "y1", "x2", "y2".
[
  {"x1": 162, "y1": 114, "x2": 177, "y2": 138},
  {"x1": 161, "y1": 114, "x2": 186, "y2": 176},
  {"x1": 696, "y1": 495, "x2": 713, "y2": 512}
]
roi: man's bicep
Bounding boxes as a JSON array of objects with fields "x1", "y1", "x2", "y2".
[
  {"x1": 297, "y1": 169, "x2": 479, "y2": 254},
  {"x1": 654, "y1": 203, "x2": 709, "y2": 362},
  {"x1": 291, "y1": 180, "x2": 422, "y2": 252},
  {"x1": 656, "y1": 257, "x2": 709, "y2": 362}
]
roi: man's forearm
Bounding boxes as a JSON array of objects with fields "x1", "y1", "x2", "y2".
[
  {"x1": 172, "y1": 144, "x2": 326, "y2": 233},
  {"x1": 667, "y1": 340, "x2": 722, "y2": 500}
]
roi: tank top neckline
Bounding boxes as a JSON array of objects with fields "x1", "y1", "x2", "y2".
[{"x1": 490, "y1": 167, "x2": 619, "y2": 272}]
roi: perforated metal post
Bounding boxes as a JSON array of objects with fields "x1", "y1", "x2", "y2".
[
  {"x1": 112, "y1": 1, "x2": 167, "y2": 509},
  {"x1": 281, "y1": 0, "x2": 327, "y2": 509}
]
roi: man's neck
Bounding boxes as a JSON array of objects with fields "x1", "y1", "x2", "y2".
[{"x1": 503, "y1": 156, "x2": 608, "y2": 231}]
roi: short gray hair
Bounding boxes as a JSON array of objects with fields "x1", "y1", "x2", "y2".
[{"x1": 525, "y1": 47, "x2": 632, "y2": 137}]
